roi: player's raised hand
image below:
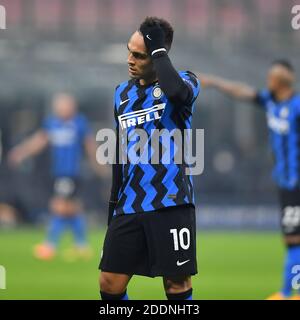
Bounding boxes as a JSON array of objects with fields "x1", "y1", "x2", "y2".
[{"x1": 139, "y1": 21, "x2": 166, "y2": 57}]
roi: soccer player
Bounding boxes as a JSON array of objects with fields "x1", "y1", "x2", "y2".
[
  {"x1": 9, "y1": 93, "x2": 102, "y2": 260},
  {"x1": 99, "y1": 17, "x2": 200, "y2": 300},
  {"x1": 198, "y1": 60, "x2": 300, "y2": 300}
]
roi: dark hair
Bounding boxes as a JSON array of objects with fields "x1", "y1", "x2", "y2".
[
  {"x1": 272, "y1": 59, "x2": 295, "y2": 72},
  {"x1": 139, "y1": 17, "x2": 174, "y2": 50}
]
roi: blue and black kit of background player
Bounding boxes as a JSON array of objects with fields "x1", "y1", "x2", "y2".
[
  {"x1": 43, "y1": 114, "x2": 92, "y2": 199},
  {"x1": 100, "y1": 71, "x2": 200, "y2": 277},
  {"x1": 41, "y1": 113, "x2": 92, "y2": 249},
  {"x1": 255, "y1": 90, "x2": 300, "y2": 236}
]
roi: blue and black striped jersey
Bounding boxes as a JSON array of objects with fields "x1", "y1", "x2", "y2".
[
  {"x1": 114, "y1": 71, "x2": 200, "y2": 215},
  {"x1": 256, "y1": 89, "x2": 300, "y2": 189}
]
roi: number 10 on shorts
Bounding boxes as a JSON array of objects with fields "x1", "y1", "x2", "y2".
[{"x1": 170, "y1": 228, "x2": 190, "y2": 251}]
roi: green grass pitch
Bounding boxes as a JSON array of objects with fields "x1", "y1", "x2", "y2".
[{"x1": 0, "y1": 228, "x2": 284, "y2": 300}]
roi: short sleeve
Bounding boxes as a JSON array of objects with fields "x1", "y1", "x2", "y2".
[
  {"x1": 180, "y1": 71, "x2": 201, "y2": 105},
  {"x1": 254, "y1": 89, "x2": 270, "y2": 109}
]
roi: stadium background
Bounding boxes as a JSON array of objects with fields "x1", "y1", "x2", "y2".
[{"x1": 0, "y1": 0, "x2": 299, "y2": 299}]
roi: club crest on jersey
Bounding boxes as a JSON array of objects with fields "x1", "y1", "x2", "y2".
[
  {"x1": 118, "y1": 103, "x2": 166, "y2": 129},
  {"x1": 152, "y1": 85, "x2": 163, "y2": 99}
]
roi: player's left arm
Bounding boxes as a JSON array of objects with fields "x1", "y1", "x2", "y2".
[{"x1": 140, "y1": 23, "x2": 199, "y2": 107}]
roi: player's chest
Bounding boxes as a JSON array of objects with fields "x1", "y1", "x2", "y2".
[
  {"x1": 48, "y1": 123, "x2": 79, "y2": 146},
  {"x1": 117, "y1": 87, "x2": 168, "y2": 130}
]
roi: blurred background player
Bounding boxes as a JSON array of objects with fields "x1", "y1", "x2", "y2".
[
  {"x1": 8, "y1": 93, "x2": 104, "y2": 261},
  {"x1": 198, "y1": 60, "x2": 300, "y2": 300}
]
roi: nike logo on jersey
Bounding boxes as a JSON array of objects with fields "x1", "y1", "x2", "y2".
[
  {"x1": 118, "y1": 103, "x2": 166, "y2": 129},
  {"x1": 120, "y1": 99, "x2": 130, "y2": 106},
  {"x1": 146, "y1": 34, "x2": 152, "y2": 40},
  {"x1": 176, "y1": 259, "x2": 190, "y2": 266}
]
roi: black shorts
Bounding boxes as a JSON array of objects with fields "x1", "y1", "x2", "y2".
[
  {"x1": 279, "y1": 188, "x2": 300, "y2": 236},
  {"x1": 99, "y1": 204, "x2": 197, "y2": 278},
  {"x1": 52, "y1": 177, "x2": 80, "y2": 200}
]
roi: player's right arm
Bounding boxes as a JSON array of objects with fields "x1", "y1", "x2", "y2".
[
  {"x1": 8, "y1": 130, "x2": 49, "y2": 166},
  {"x1": 197, "y1": 73, "x2": 257, "y2": 101},
  {"x1": 107, "y1": 97, "x2": 123, "y2": 225}
]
